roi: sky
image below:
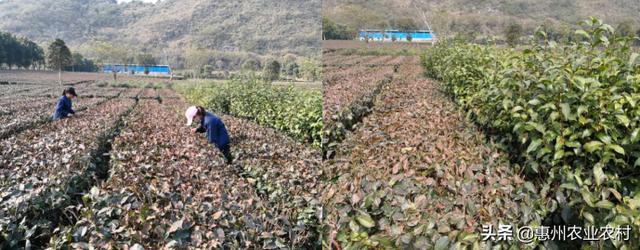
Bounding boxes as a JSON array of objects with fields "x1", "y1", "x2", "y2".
[{"x1": 116, "y1": 0, "x2": 160, "y2": 3}]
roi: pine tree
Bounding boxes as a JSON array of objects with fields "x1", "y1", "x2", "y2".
[{"x1": 47, "y1": 39, "x2": 72, "y2": 85}]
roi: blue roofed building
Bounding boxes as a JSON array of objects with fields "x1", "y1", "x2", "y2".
[
  {"x1": 359, "y1": 30, "x2": 436, "y2": 43},
  {"x1": 102, "y1": 64, "x2": 172, "y2": 75}
]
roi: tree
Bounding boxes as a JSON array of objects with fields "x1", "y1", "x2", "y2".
[
  {"x1": 0, "y1": 32, "x2": 21, "y2": 68},
  {"x1": 0, "y1": 33, "x2": 9, "y2": 67},
  {"x1": 90, "y1": 40, "x2": 131, "y2": 67},
  {"x1": 67, "y1": 52, "x2": 97, "y2": 72},
  {"x1": 262, "y1": 59, "x2": 281, "y2": 82},
  {"x1": 136, "y1": 53, "x2": 157, "y2": 66},
  {"x1": 616, "y1": 20, "x2": 635, "y2": 38},
  {"x1": 215, "y1": 59, "x2": 227, "y2": 70},
  {"x1": 28, "y1": 41, "x2": 45, "y2": 69},
  {"x1": 242, "y1": 58, "x2": 261, "y2": 71},
  {"x1": 454, "y1": 31, "x2": 477, "y2": 43},
  {"x1": 504, "y1": 22, "x2": 523, "y2": 47},
  {"x1": 284, "y1": 61, "x2": 300, "y2": 79},
  {"x1": 322, "y1": 17, "x2": 356, "y2": 40},
  {"x1": 283, "y1": 54, "x2": 297, "y2": 64},
  {"x1": 71, "y1": 52, "x2": 83, "y2": 72},
  {"x1": 300, "y1": 59, "x2": 320, "y2": 81},
  {"x1": 0, "y1": 32, "x2": 44, "y2": 70},
  {"x1": 332, "y1": 5, "x2": 387, "y2": 33},
  {"x1": 47, "y1": 39, "x2": 72, "y2": 85},
  {"x1": 185, "y1": 47, "x2": 210, "y2": 78},
  {"x1": 136, "y1": 53, "x2": 157, "y2": 75},
  {"x1": 202, "y1": 65, "x2": 214, "y2": 77},
  {"x1": 17, "y1": 38, "x2": 34, "y2": 69},
  {"x1": 394, "y1": 17, "x2": 418, "y2": 31}
]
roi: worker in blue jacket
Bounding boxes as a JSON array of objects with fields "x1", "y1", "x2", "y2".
[
  {"x1": 52, "y1": 87, "x2": 78, "y2": 121},
  {"x1": 185, "y1": 106, "x2": 233, "y2": 164}
]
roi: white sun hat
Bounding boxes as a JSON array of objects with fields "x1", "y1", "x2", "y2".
[{"x1": 185, "y1": 106, "x2": 198, "y2": 126}]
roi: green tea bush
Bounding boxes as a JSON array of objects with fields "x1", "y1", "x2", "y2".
[
  {"x1": 177, "y1": 74, "x2": 323, "y2": 147},
  {"x1": 423, "y1": 18, "x2": 640, "y2": 248}
]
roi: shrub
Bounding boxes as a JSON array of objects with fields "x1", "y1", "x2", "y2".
[
  {"x1": 423, "y1": 18, "x2": 640, "y2": 249},
  {"x1": 262, "y1": 59, "x2": 281, "y2": 81},
  {"x1": 177, "y1": 74, "x2": 322, "y2": 147}
]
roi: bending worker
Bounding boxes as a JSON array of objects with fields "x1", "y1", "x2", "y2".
[
  {"x1": 52, "y1": 87, "x2": 78, "y2": 121},
  {"x1": 185, "y1": 106, "x2": 233, "y2": 164}
]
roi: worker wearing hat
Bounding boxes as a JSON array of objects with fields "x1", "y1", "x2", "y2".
[
  {"x1": 186, "y1": 106, "x2": 233, "y2": 164},
  {"x1": 52, "y1": 87, "x2": 78, "y2": 121}
]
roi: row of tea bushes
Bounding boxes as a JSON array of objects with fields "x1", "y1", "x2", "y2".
[
  {"x1": 177, "y1": 75, "x2": 322, "y2": 147},
  {"x1": 423, "y1": 18, "x2": 640, "y2": 249}
]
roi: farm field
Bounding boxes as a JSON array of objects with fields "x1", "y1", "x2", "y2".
[
  {"x1": 322, "y1": 20, "x2": 640, "y2": 249},
  {"x1": 0, "y1": 70, "x2": 173, "y2": 85},
  {"x1": 322, "y1": 50, "x2": 403, "y2": 158},
  {"x1": 0, "y1": 71, "x2": 322, "y2": 249},
  {"x1": 321, "y1": 51, "x2": 537, "y2": 249}
]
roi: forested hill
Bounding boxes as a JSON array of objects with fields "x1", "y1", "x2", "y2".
[
  {"x1": 324, "y1": 0, "x2": 640, "y2": 38},
  {"x1": 0, "y1": 0, "x2": 321, "y2": 62}
]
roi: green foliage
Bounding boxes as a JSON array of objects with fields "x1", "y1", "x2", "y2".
[
  {"x1": 300, "y1": 59, "x2": 321, "y2": 81},
  {"x1": 67, "y1": 52, "x2": 97, "y2": 72},
  {"x1": 283, "y1": 61, "x2": 300, "y2": 78},
  {"x1": 423, "y1": 18, "x2": 640, "y2": 248},
  {"x1": 504, "y1": 21, "x2": 523, "y2": 47},
  {"x1": 0, "y1": 31, "x2": 44, "y2": 68},
  {"x1": 89, "y1": 40, "x2": 131, "y2": 65},
  {"x1": 616, "y1": 20, "x2": 636, "y2": 38},
  {"x1": 393, "y1": 17, "x2": 418, "y2": 31},
  {"x1": 177, "y1": 74, "x2": 322, "y2": 147},
  {"x1": 262, "y1": 59, "x2": 281, "y2": 81},
  {"x1": 323, "y1": 17, "x2": 356, "y2": 40},
  {"x1": 184, "y1": 47, "x2": 268, "y2": 75},
  {"x1": 242, "y1": 58, "x2": 261, "y2": 71},
  {"x1": 135, "y1": 53, "x2": 157, "y2": 66},
  {"x1": 46, "y1": 39, "x2": 72, "y2": 71}
]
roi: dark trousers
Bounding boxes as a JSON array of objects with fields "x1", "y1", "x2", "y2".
[{"x1": 218, "y1": 144, "x2": 233, "y2": 164}]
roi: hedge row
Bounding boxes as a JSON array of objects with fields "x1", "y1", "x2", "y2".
[{"x1": 422, "y1": 18, "x2": 640, "y2": 249}]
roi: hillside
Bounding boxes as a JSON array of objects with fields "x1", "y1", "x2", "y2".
[
  {"x1": 324, "y1": 0, "x2": 640, "y2": 38},
  {"x1": 0, "y1": 0, "x2": 320, "y2": 67}
]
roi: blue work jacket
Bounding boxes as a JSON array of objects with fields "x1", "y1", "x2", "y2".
[
  {"x1": 52, "y1": 95, "x2": 75, "y2": 120},
  {"x1": 196, "y1": 112, "x2": 230, "y2": 147}
]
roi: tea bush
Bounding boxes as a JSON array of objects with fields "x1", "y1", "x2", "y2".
[
  {"x1": 423, "y1": 18, "x2": 640, "y2": 248},
  {"x1": 177, "y1": 74, "x2": 323, "y2": 147}
]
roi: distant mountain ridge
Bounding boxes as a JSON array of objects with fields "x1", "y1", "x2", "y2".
[{"x1": 0, "y1": 0, "x2": 321, "y2": 64}]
